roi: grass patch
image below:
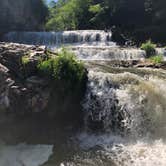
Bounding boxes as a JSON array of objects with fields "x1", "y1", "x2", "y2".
[
  {"x1": 149, "y1": 55, "x2": 164, "y2": 64},
  {"x1": 141, "y1": 40, "x2": 156, "y2": 57},
  {"x1": 21, "y1": 55, "x2": 30, "y2": 65},
  {"x1": 37, "y1": 48, "x2": 87, "y2": 89}
]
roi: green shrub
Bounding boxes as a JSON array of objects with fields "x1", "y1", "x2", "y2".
[
  {"x1": 38, "y1": 48, "x2": 87, "y2": 89},
  {"x1": 37, "y1": 48, "x2": 87, "y2": 120},
  {"x1": 149, "y1": 55, "x2": 164, "y2": 64},
  {"x1": 21, "y1": 55, "x2": 30, "y2": 65},
  {"x1": 141, "y1": 40, "x2": 156, "y2": 57},
  {"x1": 37, "y1": 58, "x2": 54, "y2": 77}
]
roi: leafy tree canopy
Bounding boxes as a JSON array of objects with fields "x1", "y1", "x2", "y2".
[{"x1": 45, "y1": 0, "x2": 166, "y2": 43}]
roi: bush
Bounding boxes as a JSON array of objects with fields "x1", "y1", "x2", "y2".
[
  {"x1": 149, "y1": 55, "x2": 164, "y2": 64},
  {"x1": 38, "y1": 48, "x2": 87, "y2": 90},
  {"x1": 37, "y1": 58, "x2": 54, "y2": 77},
  {"x1": 141, "y1": 40, "x2": 156, "y2": 57},
  {"x1": 21, "y1": 55, "x2": 30, "y2": 65},
  {"x1": 37, "y1": 48, "x2": 87, "y2": 120}
]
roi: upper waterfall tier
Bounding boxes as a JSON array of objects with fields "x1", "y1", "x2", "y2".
[
  {"x1": 3, "y1": 30, "x2": 116, "y2": 47},
  {"x1": 2, "y1": 30, "x2": 149, "y2": 60}
]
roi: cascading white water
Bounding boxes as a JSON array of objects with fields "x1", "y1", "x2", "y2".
[
  {"x1": 83, "y1": 71, "x2": 132, "y2": 133},
  {"x1": 3, "y1": 30, "x2": 146, "y2": 60},
  {"x1": 71, "y1": 46, "x2": 145, "y2": 60},
  {"x1": 83, "y1": 67, "x2": 166, "y2": 134},
  {"x1": 3, "y1": 30, "x2": 114, "y2": 46},
  {"x1": 74, "y1": 66, "x2": 166, "y2": 166}
]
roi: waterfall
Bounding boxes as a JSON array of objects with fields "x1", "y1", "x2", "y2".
[
  {"x1": 74, "y1": 66, "x2": 166, "y2": 166},
  {"x1": 3, "y1": 30, "x2": 146, "y2": 60},
  {"x1": 3, "y1": 30, "x2": 114, "y2": 46},
  {"x1": 83, "y1": 67, "x2": 166, "y2": 137},
  {"x1": 71, "y1": 47, "x2": 145, "y2": 60},
  {"x1": 83, "y1": 71, "x2": 131, "y2": 134},
  {"x1": 1, "y1": 30, "x2": 166, "y2": 165}
]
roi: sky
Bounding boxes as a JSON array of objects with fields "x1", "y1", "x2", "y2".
[{"x1": 46, "y1": 0, "x2": 57, "y2": 4}]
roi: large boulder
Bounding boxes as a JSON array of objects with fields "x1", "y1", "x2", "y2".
[{"x1": 8, "y1": 76, "x2": 50, "y2": 114}]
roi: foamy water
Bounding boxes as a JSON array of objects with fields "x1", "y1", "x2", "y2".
[
  {"x1": 77, "y1": 133, "x2": 166, "y2": 166},
  {"x1": 112, "y1": 139, "x2": 166, "y2": 166},
  {"x1": 0, "y1": 143, "x2": 53, "y2": 166},
  {"x1": 3, "y1": 30, "x2": 113, "y2": 46},
  {"x1": 78, "y1": 133, "x2": 166, "y2": 166},
  {"x1": 74, "y1": 68, "x2": 166, "y2": 166},
  {"x1": 3, "y1": 30, "x2": 147, "y2": 61}
]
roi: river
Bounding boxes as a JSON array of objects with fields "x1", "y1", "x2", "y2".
[{"x1": 1, "y1": 30, "x2": 166, "y2": 166}]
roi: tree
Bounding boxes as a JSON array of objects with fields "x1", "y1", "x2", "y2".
[{"x1": 45, "y1": 0, "x2": 92, "y2": 30}]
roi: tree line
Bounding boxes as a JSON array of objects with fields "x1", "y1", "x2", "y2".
[{"x1": 46, "y1": 0, "x2": 166, "y2": 43}]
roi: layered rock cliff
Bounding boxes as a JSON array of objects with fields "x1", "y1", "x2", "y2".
[{"x1": 0, "y1": 42, "x2": 50, "y2": 114}]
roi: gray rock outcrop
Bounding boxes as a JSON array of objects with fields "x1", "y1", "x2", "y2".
[{"x1": 0, "y1": 42, "x2": 50, "y2": 114}]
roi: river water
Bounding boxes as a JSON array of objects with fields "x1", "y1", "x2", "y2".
[{"x1": 1, "y1": 30, "x2": 166, "y2": 166}]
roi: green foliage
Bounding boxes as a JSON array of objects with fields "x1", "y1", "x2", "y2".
[
  {"x1": 53, "y1": 49, "x2": 86, "y2": 88},
  {"x1": 38, "y1": 48, "x2": 87, "y2": 119},
  {"x1": 45, "y1": 0, "x2": 166, "y2": 43},
  {"x1": 149, "y1": 55, "x2": 164, "y2": 64},
  {"x1": 22, "y1": 56, "x2": 30, "y2": 65},
  {"x1": 141, "y1": 40, "x2": 156, "y2": 57},
  {"x1": 89, "y1": 4, "x2": 102, "y2": 14},
  {"x1": 1, "y1": 0, "x2": 166, "y2": 43},
  {"x1": 38, "y1": 58, "x2": 54, "y2": 76},
  {"x1": 38, "y1": 48, "x2": 87, "y2": 90},
  {"x1": 45, "y1": 0, "x2": 92, "y2": 30}
]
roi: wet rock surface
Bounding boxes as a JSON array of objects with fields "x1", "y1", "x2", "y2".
[
  {"x1": 0, "y1": 63, "x2": 10, "y2": 110},
  {"x1": 0, "y1": 42, "x2": 50, "y2": 114},
  {"x1": 0, "y1": 42, "x2": 47, "y2": 76}
]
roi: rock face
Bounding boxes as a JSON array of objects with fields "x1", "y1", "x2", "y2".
[
  {"x1": 0, "y1": 42, "x2": 50, "y2": 114},
  {"x1": 0, "y1": 42, "x2": 46, "y2": 76},
  {"x1": 0, "y1": 63, "x2": 10, "y2": 110}
]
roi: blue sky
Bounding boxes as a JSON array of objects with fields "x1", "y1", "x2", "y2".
[{"x1": 46, "y1": 0, "x2": 57, "y2": 3}]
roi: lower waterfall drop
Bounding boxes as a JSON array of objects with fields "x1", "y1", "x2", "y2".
[{"x1": 74, "y1": 66, "x2": 166, "y2": 166}]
